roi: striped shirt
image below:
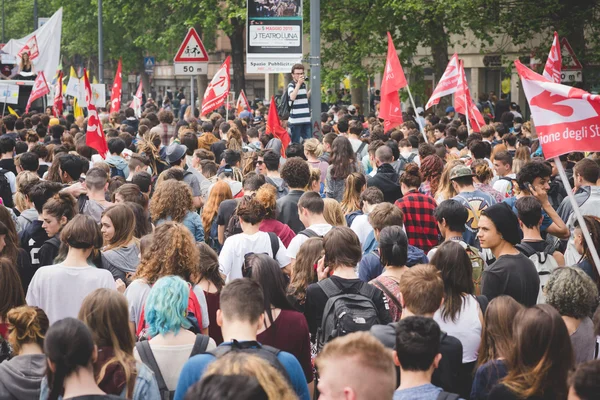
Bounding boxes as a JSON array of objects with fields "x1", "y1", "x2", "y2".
[{"x1": 288, "y1": 82, "x2": 311, "y2": 125}]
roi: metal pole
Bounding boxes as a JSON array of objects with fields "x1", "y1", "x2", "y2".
[
  {"x1": 309, "y1": 0, "x2": 321, "y2": 139},
  {"x1": 190, "y1": 76, "x2": 194, "y2": 116},
  {"x1": 2, "y1": 0, "x2": 5, "y2": 44},
  {"x1": 33, "y1": 0, "x2": 38, "y2": 30},
  {"x1": 405, "y1": 85, "x2": 427, "y2": 142},
  {"x1": 98, "y1": 0, "x2": 104, "y2": 83}
]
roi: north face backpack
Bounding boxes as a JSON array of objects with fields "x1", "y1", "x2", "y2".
[
  {"x1": 516, "y1": 242, "x2": 560, "y2": 304},
  {"x1": 316, "y1": 279, "x2": 381, "y2": 352}
]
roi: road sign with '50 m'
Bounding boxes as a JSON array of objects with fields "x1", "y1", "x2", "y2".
[{"x1": 174, "y1": 63, "x2": 208, "y2": 75}]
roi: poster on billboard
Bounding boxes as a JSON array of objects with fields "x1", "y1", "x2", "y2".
[{"x1": 246, "y1": 0, "x2": 303, "y2": 74}]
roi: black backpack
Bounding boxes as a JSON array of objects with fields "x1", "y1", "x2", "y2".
[
  {"x1": 317, "y1": 279, "x2": 381, "y2": 352},
  {"x1": 276, "y1": 88, "x2": 293, "y2": 120},
  {"x1": 0, "y1": 168, "x2": 13, "y2": 208},
  {"x1": 135, "y1": 334, "x2": 211, "y2": 400},
  {"x1": 298, "y1": 229, "x2": 323, "y2": 238}
]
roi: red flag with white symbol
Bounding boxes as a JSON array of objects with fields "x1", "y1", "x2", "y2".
[
  {"x1": 266, "y1": 95, "x2": 290, "y2": 157},
  {"x1": 236, "y1": 89, "x2": 252, "y2": 116},
  {"x1": 454, "y1": 60, "x2": 485, "y2": 131},
  {"x1": 425, "y1": 54, "x2": 459, "y2": 110},
  {"x1": 543, "y1": 32, "x2": 562, "y2": 84},
  {"x1": 515, "y1": 60, "x2": 600, "y2": 159},
  {"x1": 202, "y1": 56, "x2": 231, "y2": 116},
  {"x1": 379, "y1": 32, "x2": 406, "y2": 131},
  {"x1": 25, "y1": 71, "x2": 50, "y2": 113},
  {"x1": 83, "y1": 68, "x2": 109, "y2": 158},
  {"x1": 53, "y1": 71, "x2": 63, "y2": 117},
  {"x1": 110, "y1": 59, "x2": 122, "y2": 113}
]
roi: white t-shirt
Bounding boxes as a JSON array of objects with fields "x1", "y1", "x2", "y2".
[
  {"x1": 125, "y1": 279, "x2": 210, "y2": 331},
  {"x1": 286, "y1": 223, "x2": 333, "y2": 259},
  {"x1": 350, "y1": 215, "x2": 373, "y2": 247},
  {"x1": 219, "y1": 231, "x2": 291, "y2": 282},
  {"x1": 26, "y1": 264, "x2": 116, "y2": 325}
]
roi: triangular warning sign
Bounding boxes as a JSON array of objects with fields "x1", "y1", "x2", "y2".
[
  {"x1": 174, "y1": 28, "x2": 209, "y2": 62},
  {"x1": 560, "y1": 37, "x2": 582, "y2": 70}
]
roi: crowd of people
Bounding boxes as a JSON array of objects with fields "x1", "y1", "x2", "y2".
[{"x1": 0, "y1": 62, "x2": 599, "y2": 400}]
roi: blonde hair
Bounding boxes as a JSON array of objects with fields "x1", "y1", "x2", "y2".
[
  {"x1": 203, "y1": 353, "x2": 297, "y2": 400},
  {"x1": 15, "y1": 171, "x2": 40, "y2": 212},
  {"x1": 434, "y1": 159, "x2": 464, "y2": 201},
  {"x1": 7, "y1": 306, "x2": 49, "y2": 355},
  {"x1": 323, "y1": 198, "x2": 347, "y2": 226},
  {"x1": 471, "y1": 159, "x2": 494, "y2": 184},
  {"x1": 227, "y1": 126, "x2": 243, "y2": 151},
  {"x1": 303, "y1": 138, "x2": 323, "y2": 157},
  {"x1": 513, "y1": 146, "x2": 530, "y2": 174},
  {"x1": 340, "y1": 172, "x2": 366, "y2": 215}
]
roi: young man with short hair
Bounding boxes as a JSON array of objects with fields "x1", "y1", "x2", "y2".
[
  {"x1": 367, "y1": 145, "x2": 402, "y2": 204},
  {"x1": 319, "y1": 132, "x2": 336, "y2": 163},
  {"x1": 276, "y1": 157, "x2": 311, "y2": 233},
  {"x1": 263, "y1": 149, "x2": 288, "y2": 199},
  {"x1": 17, "y1": 152, "x2": 39, "y2": 173},
  {"x1": 80, "y1": 168, "x2": 113, "y2": 224},
  {"x1": 105, "y1": 137, "x2": 130, "y2": 178},
  {"x1": 478, "y1": 203, "x2": 540, "y2": 306},
  {"x1": 58, "y1": 154, "x2": 85, "y2": 185},
  {"x1": 502, "y1": 133, "x2": 517, "y2": 157},
  {"x1": 492, "y1": 151, "x2": 516, "y2": 198},
  {"x1": 348, "y1": 125, "x2": 367, "y2": 159},
  {"x1": 316, "y1": 332, "x2": 396, "y2": 400},
  {"x1": 370, "y1": 264, "x2": 463, "y2": 395},
  {"x1": 288, "y1": 63, "x2": 311, "y2": 143},
  {"x1": 350, "y1": 187, "x2": 384, "y2": 247},
  {"x1": 174, "y1": 279, "x2": 310, "y2": 400},
  {"x1": 366, "y1": 140, "x2": 385, "y2": 177}
]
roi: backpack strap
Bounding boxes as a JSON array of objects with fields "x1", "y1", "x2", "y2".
[
  {"x1": 267, "y1": 231, "x2": 280, "y2": 258},
  {"x1": 371, "y1": 279, "x2": 402, "y2": 311},
  {"x1": 299, "y1": 228, "x2": 319, "y2": 238},
  {"x1": 515, "y1": 242, "x2": 538, "y2": 258},
  {"x1": 436, "y1": 391, "x2": 460, "y2": 400},
  {"x1": 135, "y1": 341, "x2": 168, "y2": 393},
  {"x1": 77, "y1": 194, "x2": 89, "y2": 214},
  {"x1": 318, "y1": 278, "x2": 342, "y2": 299},
  {"x1": 356, "y1": 141, "x2": 367, "y2": 156},
  {"x1": 190, "y1": 334, "x2": 210, "y2": 357}
]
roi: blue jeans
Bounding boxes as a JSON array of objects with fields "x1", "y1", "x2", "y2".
[{"x1": 290, "y1": 122, "x2": 312, "y2": 143}]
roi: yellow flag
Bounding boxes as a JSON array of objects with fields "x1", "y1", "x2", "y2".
[
  {"x1": 7, "y1": 106, "x2": 19, "y2": 117},
  {"x1": 74, "y1": 97, "x2": 84, "y2": 118},
  {"x1": 69, "y1": 66, "x2": 77, "y2": 78}
]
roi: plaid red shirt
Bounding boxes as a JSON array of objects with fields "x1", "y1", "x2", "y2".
[{"x1": 395, "y1": 190, "x2": 439, "y2": 253}]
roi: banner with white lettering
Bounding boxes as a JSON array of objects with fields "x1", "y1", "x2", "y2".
[{"x1": 246, "y1": 0, "x2": 303, "y2": 73}]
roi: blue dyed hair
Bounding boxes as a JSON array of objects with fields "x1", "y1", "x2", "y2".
[{"x1": 145, "y1": 276, "x2": 191, "y2": 337}]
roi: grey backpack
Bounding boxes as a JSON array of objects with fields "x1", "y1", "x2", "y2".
[{"x1": 316, "y1": 279, "x2": 381, "y2": 352}]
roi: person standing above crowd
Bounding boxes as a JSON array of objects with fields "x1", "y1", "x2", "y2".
[{"x1": 287, "y1": 64, "x2": 311, "y2": 144}]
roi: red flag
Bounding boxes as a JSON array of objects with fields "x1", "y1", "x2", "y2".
[
  {"x1": 454, "y1": 60, "x2": 485, "y2": 131},
  {"x1": 83, "y1": 68, "x2": 109, "y2": 158},
  {"x1": 131, "y1": 80, "x2": 143, "y2": 118},
  {"x1": 25, "y1": 71, "x2": 50, "y2": 113},
  {"x1": 202, "y1": 56, "x2": 231, "y2": 116},
  {"x1": 236, "y1": 89, "x2": 252, "y2": 116},
  {"x1": 515, "y1": 60, "x2": 600, "y2": 159},
  {"x1": 425, "y1": 54, "x2": 460, "y2": 110},
  {"x1": 52, "y1": 71, "x2": 63, "y2": 117},
  {"x1": 266, "y1": 95, "x2": 290, "y2": 157},
  {"x1": 379, "y1": 32, "x2": 407, "y2": 130},
  {"x1": 543, "y1": 32, "x2": 562, "y2": 84},
  {"x1": 110, "y1": 59, "x2": 122, "y2": 113}
]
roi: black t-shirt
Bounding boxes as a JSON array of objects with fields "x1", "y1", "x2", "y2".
[
  {"x1": 488, "y1": 383, "x2": 557, "y2": 400},
  {"x1": 210, "y1": 140, "x2": 227, "y2": 164},
  {"x1": 0, "y1": 158, "x2": 16, "y2": 175},
  {"x1": 216, "y1": 198, "x2": 241, "y2": 228},
  {"x1": 481, "y1": 253, "x2": 540, "y2": 306},
  {"x1": 304, "y1": 275, "x2": 392, "y2": 339},
  {"x1": 65, "y1": 395, "x2": 123, "y2": 400},
  {"x1": 20, "y1": 220, "x2": 49, "y2": 269}
]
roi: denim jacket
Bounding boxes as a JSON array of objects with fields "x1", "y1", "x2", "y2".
[
  {"x1": 39, "y1": 362, "x2": 160, "y2": 400},
  {"x1": 156, "y1": 210, "x2": 205, "y2": 242}
]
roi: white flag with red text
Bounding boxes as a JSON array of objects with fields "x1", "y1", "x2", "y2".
[
  {"x1": 543, "y1": 32, "x2": 562, "y2": 84},
  {"x1": 425, "y1": 53, "x2": 459, "y2": 110},
  {"x1": 202, "y1": 56, "x2": 231, "y2": 116},
  {"x1": 25, "y1": 71, "x2": 50, "y2": 112},
  {"x1": 515, "y1": 60, "x2": 600, "y2": 159}
]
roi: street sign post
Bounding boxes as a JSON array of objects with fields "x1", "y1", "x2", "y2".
[
  {"x1": 144, "y1": 57, "x2": 155, "y2": 75},
  {"x1": 173, "y1": 28, "x2": 209, "y2": 76}
]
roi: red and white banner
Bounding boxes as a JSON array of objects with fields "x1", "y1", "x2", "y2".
[
  {"x1": 110, "y1": 59, "x2": 122, "y2": 113},
  {"x1": 543, "y1": 32, "x2": 562, "y2": 84},
  {"x1": 17, "y1": 35, "x2": 40, "y2": 61},
  {"x1": 515, "y1": 60, "x2": 600, "y2": 159},
  {"x1": 236, "y1": 89, "x2": 252, "y2": 116},
  {"x1": 202, "y1": 56, "x2": 231, "y2": 116},
  {"x1": 25, "y1": 71, "x2": 50, "y2": 112},
  {"x1": 83, "y1": 68, "x2": 108, "y2": 157},
  {"x1": 454, "y1": 60, "x2": 485, "y2": 131},
  {"x1": 425, "y1": 53, "x2": 459, "y2": 110},
  {"x1": 131, "y1": 80, "x2": 143, "y2": 118},
  {"x1": 52, "y1": 71, "x2": 63, "y2": 117},
  {"x1": 379, "y1": 32, "x2": 406, "y2": 130}
]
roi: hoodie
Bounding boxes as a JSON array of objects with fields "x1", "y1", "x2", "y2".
[
  {"x1": 16, "y1": 209, "x2": 38, "y2": 236},
  {"x1": 105, "y1": 155, "x2": 130, "y2": 178},
  {"x1": 367, "y1": 163, "x2": 403, "y2": 204},
  {"x1": 0, "y1": 353, "x2": 46, "y2": 400},
  {"x1": 101, "y1": 244, "x2": 140, "y2": 282}
]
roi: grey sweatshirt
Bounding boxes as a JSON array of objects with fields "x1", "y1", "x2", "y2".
[
  {"x1": 16, "y1": 209, "x2": 38, "y2": 235},
  {"x1": 101, "y1": 243, "x2": 141, "y2": 282},
  {"x1": 0, "y1": 353, "x2": 46, "y2": 400}
]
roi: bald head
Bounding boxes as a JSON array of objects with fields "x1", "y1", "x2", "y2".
[{"x1": 375, "y1": 145, "x2": 394, "y2": 164}]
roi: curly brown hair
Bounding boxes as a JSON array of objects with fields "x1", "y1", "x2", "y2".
[
  {"x1": 149, "y1": 179, "x2": 194, "y2": 223},
  {"x1": 255, "y1": 184, "x2": 277, "y2": 219},
  {"x1": 133, "y1": 222, "x2": 199, "y2": 285}
]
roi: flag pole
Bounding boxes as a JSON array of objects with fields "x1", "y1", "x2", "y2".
[
  {"x1": 405, "y1": 85, "x2": 427, "y2": 143},
  {"x1": 463, "y1": 92, "x2": 471, "y2": 133},
  {"x1": 1, "y1": 85, "x2": 7, "y2": 118},
  {"x1": 555, "y1": 157, "x2": 600, "y2": 276}
]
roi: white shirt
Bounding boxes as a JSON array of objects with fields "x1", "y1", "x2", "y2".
[
  {"x1": 350, "y1": 215, "x2": 373, "y2": 247},
  {"x1": 26, "y1": 264, "x2": 116, "y2": 325},
  {"x1": 219, "y1": 231, "x2": 290, "y2": 282},
  {"x1": 286, "y1": 223, "x2": 333, "y2": 259}
]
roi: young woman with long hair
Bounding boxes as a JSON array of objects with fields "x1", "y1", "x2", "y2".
[
  {"x1": 434, "y1": 159, "x2": 465, "y2": 203},
  {"x1": 471, "y1": 296, "x2": 524, "y2": 400},
  {"x1": 0, "y1": 306, "x2": 48, "y2": 397},
  {"x1": 323, "y1": 198, "x2": 347, "y2": 227},
  {"x1": 303, "y1": 138, "x2": 328, "y2": 185},
  {"x1": 287, "y1": 237, "x2": 322, "y2": 312},
  {"x1": 0, "y1": 257, "x2": 26, "y2": 361},
  {"x1": 488, "y1": 305, "x2": 574, "y2": 400},
  {"x1": 100, "y1": 204, "x2": 140, "y2": 282},
  {"x1": 201, "y1": 180, "x2": 232, "y2": 252},
  {"x1": 471, "y1": 159, "x2": 504, "y2": 204},
  {"x1": 125, "y1": 223, "x2": 209, "y2": 336},
  {"x1": 326, "y1": 136, "x2": 361, "y2": 201},
  {"x1": 150, "y1": 180, "x2": 204, "y2": 242},
  {"x1": 124, "y1": 202, "x2": 153, "y2": 239},
  {"x1": 574, "y1": 216, "x2": 600, "y2": 290},
  {"x1": 255, "y1": 184, "x2": 296, "y2": 247},
  {"x1": 512, "y1": 145, "x2": 530, "y2": 175},
  {"x1": 193, "y1": 243, "x2": 225, "y2": 344},
  {"x1": 246, "y1": 254, "x2": 314, "y2": 390},
  {"x1": 339, "y1": 172, "x2": 366, "y2": 217},
  {"x1": 39, "y1": 192, "x2": 78, "y2": 267},
  {"x1": 419, "y1": 154, "x2": 444, "y2": 197},
  {"x1": 0, "y1": 218, "x2": 33, "y2": 292}
]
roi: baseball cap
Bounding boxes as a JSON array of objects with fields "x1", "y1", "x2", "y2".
[
  {"x1": 449, "y1": 165, "x2": 475, "y2": 180},
  {"x1": 164, "y1": 143, "x2": 187, "y2": 165},
  {"x1": 445, "y1": 106, "x2": 455, "y2": 113}
]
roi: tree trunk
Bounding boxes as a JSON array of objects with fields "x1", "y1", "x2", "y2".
[
  {"x1": 350, "y1": 75, "x2": 366, "y2": 113},
  {"x1": 229, "y1": 17, "x2": 246, "y2": 97},
  {"x1": 139, "y1": 57, "x2": 151, "y2": 99},
  {"x1": 428, "y1": 19, "x2": 451, "y2": 116}
]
